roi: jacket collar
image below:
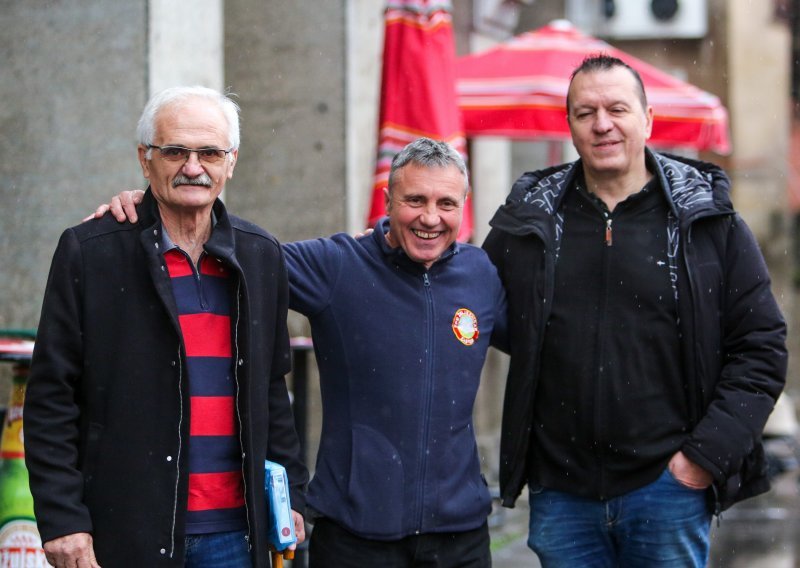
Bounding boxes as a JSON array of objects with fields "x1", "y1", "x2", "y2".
[
  {"x1": 490, "y1": 148, "x2": 733, "y2": 234},
  {"x1": 137, "y1": 188, "x2": 238, "y2": 264}
]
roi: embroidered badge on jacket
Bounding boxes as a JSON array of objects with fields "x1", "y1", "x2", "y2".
[{"x1": 452, "y1": 308, "x2": 479, "y2": 346}]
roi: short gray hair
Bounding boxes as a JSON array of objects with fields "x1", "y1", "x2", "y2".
[
  {"x1": 137, "y1": 86, "x2": 241, "y2": 158},
  {"x1": 388, "y1": 138, "x2": 469, "y2": 194}
]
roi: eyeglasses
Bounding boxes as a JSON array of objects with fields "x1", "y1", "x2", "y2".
[{"x1": 148, "y1": 145, "x2": 233, "y2": 164}]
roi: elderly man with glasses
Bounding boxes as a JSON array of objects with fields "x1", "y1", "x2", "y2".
[{"x1": 23, "y1": 86, "x2": 308, "y2": 568}]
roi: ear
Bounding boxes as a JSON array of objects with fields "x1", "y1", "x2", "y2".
[
  {"x1": 383, "y1": 186, "x2": 391, "y2": 212},
  {"x1": 226, "y1": 149, "x2": 238, "y2": 180},
  {"x1": 137, "y1": 145, "x2": 151, "y2": 180},
  {"x1": 644, "y1": 105, "x2": 654, "y2": 139}
]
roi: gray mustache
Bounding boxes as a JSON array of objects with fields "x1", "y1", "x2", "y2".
[{"x1": 173, "y1": 174, "x2": 213, "y2": 188}]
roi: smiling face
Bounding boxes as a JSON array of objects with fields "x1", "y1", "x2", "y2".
[
  {"x1": 384, "y1": 162, "x2": 466, "y2": 269},
  {"x1": 567, "y1": 66, "x2": 653, "y2": 183},
  {"x1": 137, "y1": 97, "x2": 237, "y2": 216}
]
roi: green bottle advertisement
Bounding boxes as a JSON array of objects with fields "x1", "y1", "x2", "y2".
[{"x1": 0, "y1": 364, "x2": 47, "y2": 566}]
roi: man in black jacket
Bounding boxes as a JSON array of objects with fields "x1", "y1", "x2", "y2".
[
  {"x1": 24, "y1": 87, "x2": 308, "y2": 568},
  {"x1": 483, "y1": 54, "x2": 787, "y2": 567}
]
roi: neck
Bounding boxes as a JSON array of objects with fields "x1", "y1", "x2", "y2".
[{"x1": 159, "y1": 206, "x2": 213, "y2": 265}]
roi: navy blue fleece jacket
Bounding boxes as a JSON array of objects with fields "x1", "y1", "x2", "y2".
[{"x1": 283, "y1": 218, "x2": 507, "y2": 539}]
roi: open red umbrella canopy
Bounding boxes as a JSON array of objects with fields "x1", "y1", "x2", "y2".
[{"x1": 456, "y1": 19, "x2": 731, "y2": 154}]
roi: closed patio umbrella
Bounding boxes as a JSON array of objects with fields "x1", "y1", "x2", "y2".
[{"x1": 367, "y1": 0, "x2": 473, "y2": 240}]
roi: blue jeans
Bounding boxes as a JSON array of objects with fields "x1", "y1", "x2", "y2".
[
  {"x1": 184, "y1": 530, "x2": 251, "y2": 568},
  {"x1": 528, "y1": 468, "x2": 712, "y2": 567}
]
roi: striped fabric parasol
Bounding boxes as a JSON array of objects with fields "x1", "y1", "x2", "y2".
[{"x1": 456, "y1": 19, "x2": 731, "y2": 154}]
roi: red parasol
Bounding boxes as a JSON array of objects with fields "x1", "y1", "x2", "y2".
[
  {"x1": 367, "y1": 0, "x2": 473, "y2": 240},
  {"x1": 456, "y1": 20, "x2": 731, "y2": 154}
]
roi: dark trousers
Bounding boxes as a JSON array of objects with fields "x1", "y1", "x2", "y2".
[{"x1": 308, "y1": 517, "x2": 491, "y2": 568}]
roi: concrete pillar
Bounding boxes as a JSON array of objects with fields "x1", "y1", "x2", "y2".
[
  {"x1": 345, "y1": 1, "x2": 383, "y2": 234},
  {"x1": 0, "y1": 2, "x2": 147, "y2": 329},
  {"x1": 223, "y1": 0, "x2": 348, "y2": 244},
  {"x1": 148, "y1": 0, "x2": 225, "y2": 94}
]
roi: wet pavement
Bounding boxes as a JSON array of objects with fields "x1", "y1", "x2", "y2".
[
  {"x1": 708, "y1": 472, "x2": 800, "y2": 568},
  {"x1": 488, "y1": 470, "x2": 800, "y2": 567}
]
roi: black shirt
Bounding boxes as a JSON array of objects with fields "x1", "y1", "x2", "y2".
[{"x1": 529, "y1": 174, "x2": 690, "y2": 499}]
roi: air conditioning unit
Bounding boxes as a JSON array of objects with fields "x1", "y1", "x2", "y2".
[{"x1": 566, "y1": 0, "x2": 708, "y2": 40}]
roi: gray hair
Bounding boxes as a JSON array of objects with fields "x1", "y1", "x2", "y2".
[
  {"x1": 137, "y1": 86, "x2": 241, "y2": 159},
  {"x1": 388, "y1": 138, "x2": 469, "y2": 194}
]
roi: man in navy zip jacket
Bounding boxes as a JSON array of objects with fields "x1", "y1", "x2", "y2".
[
  {"x1": 483, "y1": 55, "x2": 787, "y2": 567},
  {"x1": 98, "y1": 138, "x2": 508, "y2": 567}
]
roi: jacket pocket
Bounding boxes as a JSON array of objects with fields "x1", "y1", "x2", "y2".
[
  {"x1": 437, "y1": 424, "x2": 491, "y2": 524},
  {"x1": 346, "y1": 424, "x2": 405, "y2": 535}
]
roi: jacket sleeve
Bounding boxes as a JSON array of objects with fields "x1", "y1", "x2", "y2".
[
  {"x1": 23, "y1": 229, "x2": 94, "y2": 543},
  {"x1": 266, "y1": 246, "x2": 309, "y2": 514},
  {"x1": 483, "y1": 228, "x2": 511, "y2": 354},
  {"x1": 282, "y1": 238, "x2": 343, "y2": 317},
  {"x1": 681, "y1": 215, "x2": 788, "y2": 481}
]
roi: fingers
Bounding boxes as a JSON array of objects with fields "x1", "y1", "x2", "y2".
[
  {"x1": 82, "y1": 204, "x2": 109, "y2": 223},
  {"x1": 353, "y1": 228, "x2": 374, "y2": 239},
  {"x1": 86, "y1": 543, "x2": 101, "y2": 568},
  {"x1": 292, "y1": 510, "x2": 306, "y2": 544},
  {"x1": 84, "y1": 188, "x2": 141, "y2": 225},
  {"x1": 120, "y1": 191, "x2": 140, "y2": 223},
  {"x1": 668, "y1": 451, "x2": 713, "y2": 489},
  {"x1": 109, "y1": 196, "x2": 127, "y2": 223},
  {"x1": 43, "y1": 532, "x2": 100, "y2": 568}
]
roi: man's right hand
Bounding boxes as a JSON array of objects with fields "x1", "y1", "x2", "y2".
[
  {"x1": 83, "y1": 190, "x2": 145, "y2": 223},
  {"x1": 43, "y1": 532, "x2": 101, "y2": 568}
]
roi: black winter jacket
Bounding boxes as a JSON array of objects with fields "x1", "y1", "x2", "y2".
[
  {"x1": 483, "y1": 150, "x2": 787, "y2": 512},
  {"x1": 24, "y1": 190, "x2": 308, "y2": 567}
]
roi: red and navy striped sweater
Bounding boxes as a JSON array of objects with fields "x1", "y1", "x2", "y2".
[{"x1": 164, "y1": 247, "x2": 246, "y2": 534}]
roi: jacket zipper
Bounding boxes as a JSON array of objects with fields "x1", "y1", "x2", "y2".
[
  {"x1": 232, "y1": 279, "x2": 252, "y2": 548},
  {"x1": 170, "y1": 343, "x2": 184, "y2": 558},
  {"x1": 415, "y1": 271, "x2": 436, "y2": 532},
  {"x1": 595, "y1": 211, "x2": 613, "y2": 498}
]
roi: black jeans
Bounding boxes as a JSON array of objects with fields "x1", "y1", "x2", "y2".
[{"x1": 308, "y1": 517, "x2": 491, "y2": 568}]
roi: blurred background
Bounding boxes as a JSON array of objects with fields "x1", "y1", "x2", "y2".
[{"x1": 1, "y1": 1, "x2": 799, "y2": 565}]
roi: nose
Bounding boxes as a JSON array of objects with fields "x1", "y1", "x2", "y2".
[
  {"x1": 593, "y1": 110, "x2": 613, "y2": 133},
  {"x1": 181, "y1": 151, "x2": 205, "y2": 177},
  {"x1": 419, "y1": 204, "x2": 441, "y2": 227}
]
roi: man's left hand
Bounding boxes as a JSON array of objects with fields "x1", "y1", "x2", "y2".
[
  {"x1": 291, "y1": 510, "x2": 305, "y2": 546},
  {"x1": 668, "y1": 451, "x2": 713, "y2": 489},
  {"x1": 82, "y1": 190, "x2": 143, "y2": 223}
]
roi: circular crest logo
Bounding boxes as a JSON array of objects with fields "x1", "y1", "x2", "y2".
[{"x1": 452, "y1": 308, "x2": 479, "y2": 346}]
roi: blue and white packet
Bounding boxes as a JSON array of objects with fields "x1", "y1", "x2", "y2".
[{"x1": 265, "y1": 460, "x2": 297, "y2": 551}]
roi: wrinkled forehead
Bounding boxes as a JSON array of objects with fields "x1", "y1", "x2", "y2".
[
  {"x1": 391, "y1": 162, "x2": 469, "y2": 196},
  {"x1": 154, "y1": 98, "x2": 231, "y2": 145}
]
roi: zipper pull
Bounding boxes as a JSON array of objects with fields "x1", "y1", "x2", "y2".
[
  {"x1": 605, "y1": 218, "x2": 613, "y2": 247},
  {"x1": 423, "y1": 272, "x2": 430, "y2": 287}
]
